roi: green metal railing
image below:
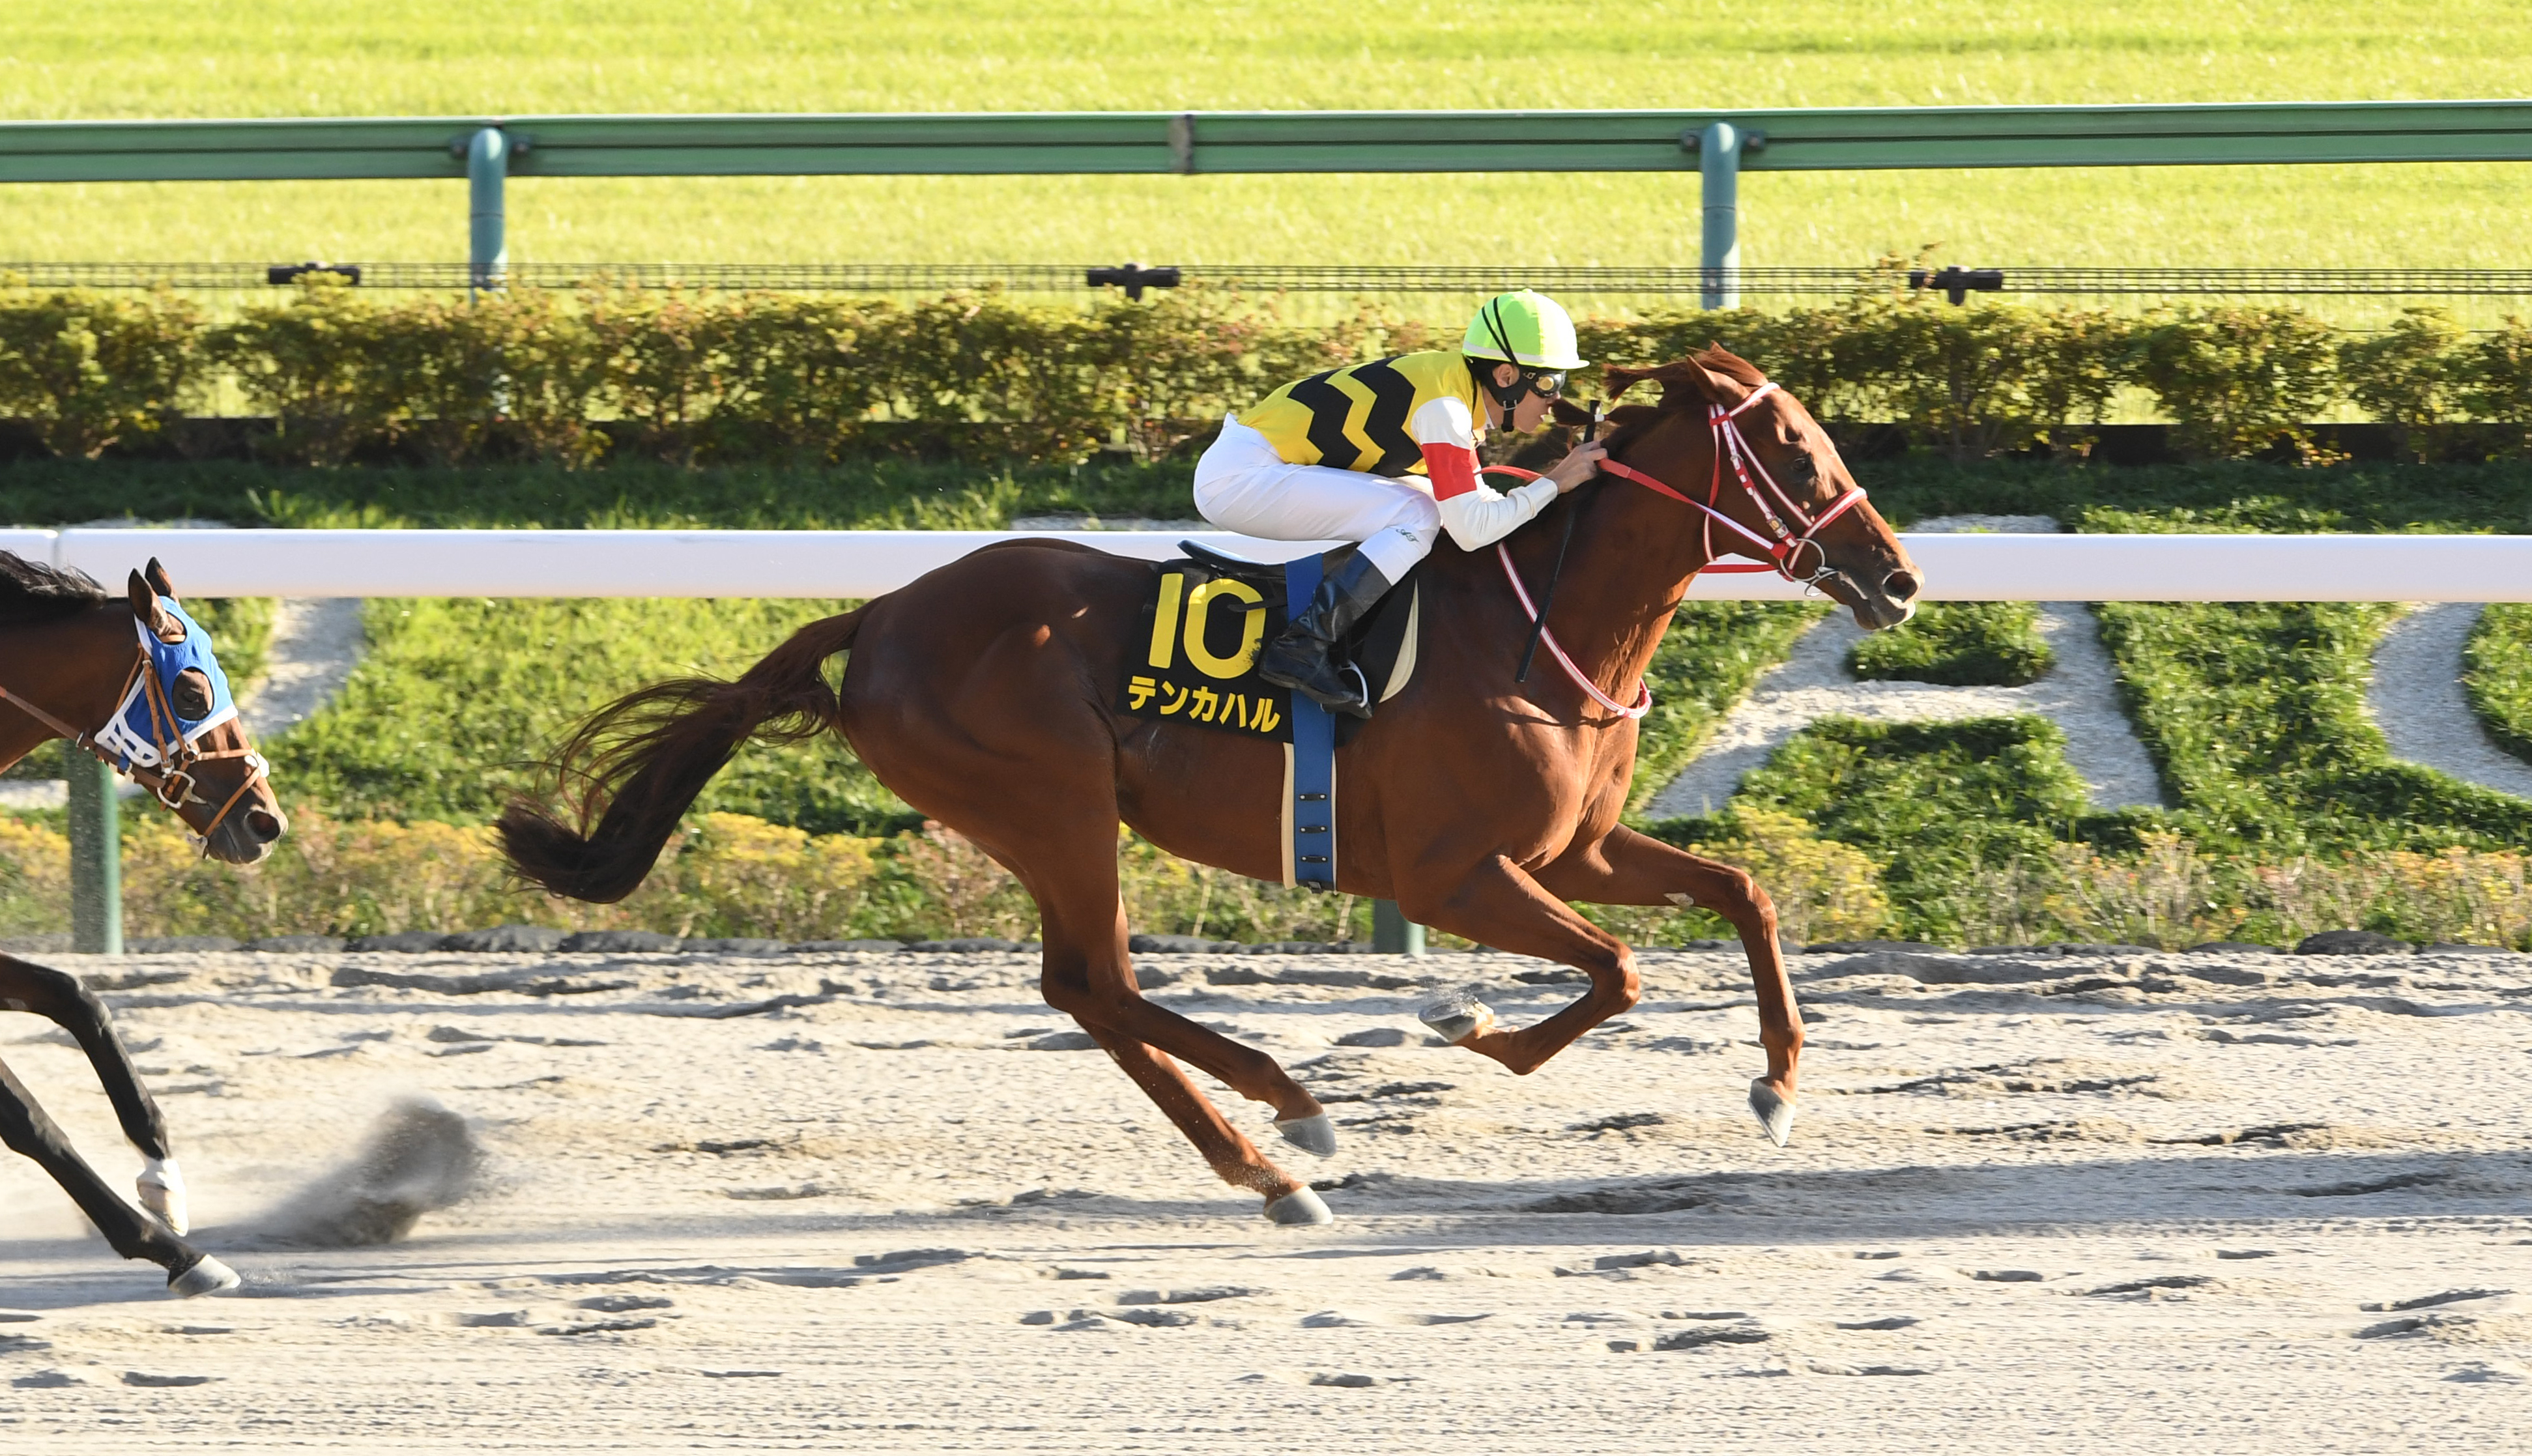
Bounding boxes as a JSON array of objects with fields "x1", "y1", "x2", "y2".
[{"x1": 9, "y1": 101, "x2": 2532, "y2": 306}]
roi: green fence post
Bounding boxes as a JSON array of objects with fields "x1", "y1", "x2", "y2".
[
  {"x1": 1372, "y1": 900, "x2": 1424, "y2": 957},
  {"x1": 467, "y1": 126, "x2": 508, "y2": 296},
  {"x1": 68, "y1": 758, "x2": 121, "y2": 956},
  {"x1": 1698, "y1": 121, "x2": 1744, "y2": 310}
]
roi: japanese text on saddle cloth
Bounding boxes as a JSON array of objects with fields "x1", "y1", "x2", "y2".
[
  {"x1": 1117, "y1": 559, "x2": 1417, "y2": 741},
  {"x1": 1120, "y1": 566, "x2": 1294, "y2": 739}
]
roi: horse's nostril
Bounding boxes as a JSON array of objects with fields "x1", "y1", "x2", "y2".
[
  {"x1": 246, "y1": 808, "x2": 283, "y2": 843},
  {"x1": 1884, "y1": 570, "x2": 1921, "y2": 601}
]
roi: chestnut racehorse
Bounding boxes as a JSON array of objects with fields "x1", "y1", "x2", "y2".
[
  {"x1": 0, "y1": 554, "x2": 287, "y2": 1294},
  {"x1": 502, "y1": 349, "x2": 1921, "y2": 1221}
]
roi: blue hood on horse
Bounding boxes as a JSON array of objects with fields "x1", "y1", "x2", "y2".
[{"x1": 93, "y1": 597, "x2": 238, "y2": 773}]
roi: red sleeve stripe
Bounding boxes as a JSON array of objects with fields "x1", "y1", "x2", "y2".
[{"x1": 1422, "y1": 442, "x2": 1480, "y2": 501}]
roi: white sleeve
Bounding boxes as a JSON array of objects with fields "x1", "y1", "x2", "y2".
[
  {"x1": 1411, "y1": 395, "x2": 1477, "y2": 450},
  {"x1": 1437, "y1": 478, "x2": 1561, "y2": 551}
]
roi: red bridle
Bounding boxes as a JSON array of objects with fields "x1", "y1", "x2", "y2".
[
  {"x1": 1491, "y1": 378, "x2": 1869, "y2": 720},
  {"x1": 1599, "y1": 381, "x2": 1870, "y2": 583}
]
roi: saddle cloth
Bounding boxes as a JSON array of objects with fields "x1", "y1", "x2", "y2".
[{"x1": 1115, "y1": 545, "x2": 1419, "y2": 746}]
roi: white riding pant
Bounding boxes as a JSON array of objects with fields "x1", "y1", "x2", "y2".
[{"x1": 1192, "y1": 416, "x2": 1439, "y2": 584}]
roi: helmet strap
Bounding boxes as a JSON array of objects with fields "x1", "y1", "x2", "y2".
[{"x1": 1476, "y1": 296, "x2": 1533, "y2": 423}]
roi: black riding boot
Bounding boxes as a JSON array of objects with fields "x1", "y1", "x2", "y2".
[{"x1": 1256, "y1": 554, "x2": 1394, "y2": 719}]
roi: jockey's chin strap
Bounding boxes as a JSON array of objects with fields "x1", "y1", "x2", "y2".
[
  {"x1": 1488, "y1": 377, "x2": 1869, "y2": 721},
  {"x1": 0, "y1": 644, "x2": 270, "y2": 848},
  {"x1": 1596, "y1": 380, "x2": 1870, "y2": 587}
]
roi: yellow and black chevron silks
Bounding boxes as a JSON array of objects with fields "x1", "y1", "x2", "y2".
[{"x1": 1238, "y1": 350, "x2": 1474, "y2": 477}]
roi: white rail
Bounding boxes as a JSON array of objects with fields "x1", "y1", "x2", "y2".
[{"x1": 7, "y1": 527, "x2": 2532, "y2": 601}]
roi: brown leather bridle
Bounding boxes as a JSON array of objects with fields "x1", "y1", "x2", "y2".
[{"x1": 0, "y1": 641, "x2": 270, "y2": 845}]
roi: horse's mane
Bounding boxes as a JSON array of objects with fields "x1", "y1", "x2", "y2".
[{"x1": 0, "y1": 551, "x2": 109, "y2": 628}]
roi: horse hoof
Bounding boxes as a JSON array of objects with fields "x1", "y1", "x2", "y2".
[
  {"x1": 1275, "y1": 1113, "x2": 1338, "y2": 1158},
  {"x1": 1418, "y1": 992, "x2": 1495, "y2": 1044},
  {"x1": 137, "y1": 1157, "x2": 188, "y2": 1236},
  {"x1": 167, "y1": 1254, "x2": 240, "y2": 1299},
  {"x1": 1263, "y1": 1188, "x2": 1334, "y2": 1226},
  {"x1": 1748, "y1": 1078, "x2": 1797, "y2": 1148}
]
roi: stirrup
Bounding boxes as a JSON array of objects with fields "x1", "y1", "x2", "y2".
[{"x1": 1258, "y1": 648, "x2": 1371, "y2": 718}]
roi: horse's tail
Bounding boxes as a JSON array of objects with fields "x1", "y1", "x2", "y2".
[{"x1": 498, "y1": 606, "x2": 867, "y2": 903}]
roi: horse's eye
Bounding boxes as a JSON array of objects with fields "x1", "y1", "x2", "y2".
[{"x1": 171, "y1": 669, "x2": 214, "y2": 720}]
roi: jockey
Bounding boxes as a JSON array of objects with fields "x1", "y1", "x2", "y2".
[{"x1": 1193, "y1": 289, "x2": 1609, "y2": 716}]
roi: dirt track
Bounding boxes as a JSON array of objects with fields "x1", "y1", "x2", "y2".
[{"x1": 5, "y1": 943, "x2": 2530, "y2": 1452}]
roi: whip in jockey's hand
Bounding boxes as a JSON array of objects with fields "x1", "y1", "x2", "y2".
[{"x1": 1192, "y1": 289, "x2": 1604, "y2": 717}]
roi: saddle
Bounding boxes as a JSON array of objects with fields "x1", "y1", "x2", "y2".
[{"x1": 1117, "y1": 541, "x2": 1420, "y2": 746}]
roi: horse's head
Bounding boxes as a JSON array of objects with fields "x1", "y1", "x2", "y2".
[
  {"x1": 121, "y1": 560, "x2": 288, "y2": 865},
  {"x1": 1588, "y1": 347, "x2": 1921, "y2": 631}
]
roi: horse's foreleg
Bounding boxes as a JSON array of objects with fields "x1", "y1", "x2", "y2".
[
  {"x1": 0, "y1": 1053, "x2": 233, "y2": 1293},
  {"x1": 1400, "y1": 853, "x2": 1641, "y2": 1076},
  {"x1": 0, "y1": 955, "x2": 184, "y2": 1227},
  {"x1": 1539, "y1": 825, "x2": 1803, "y2": 1143}
]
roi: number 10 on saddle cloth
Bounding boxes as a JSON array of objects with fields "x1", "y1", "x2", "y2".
[{"x1": 1116, "y1": 555, "x2": 1420, "y2": 742}]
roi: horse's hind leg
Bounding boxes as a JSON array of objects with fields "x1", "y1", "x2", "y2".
[
  {"x1": 0, "y1": 955, "x2": 185, "y2": 1229},
  {"x1": 0, "y1": 1054, "x2": 235, "y2": 1295},
  {"x1": 1000, "y1": 819, "x2": 1328, "y2": 1217}
]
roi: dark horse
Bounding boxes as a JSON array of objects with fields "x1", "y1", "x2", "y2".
[
  {"x1": 0, "y1": 553, "x2": 287, "y2": 1295},
  {"x1": 502, "y1": 349, "x2": 1920, "y2": 1221}
]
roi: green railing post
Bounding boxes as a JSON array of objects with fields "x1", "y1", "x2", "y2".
[
  {"x1": 1372, "y1": 899, "x2": 1424, "y2": 957},
  {"x1": 1697, "y1": 121, "x2": 1744, "y2": 309},
  {"x1": 68, "y1": 758, "x2": 121, "y2": 956},
  {"x1": 467, "y1": 125, "x2": 508, "y2": 296}
]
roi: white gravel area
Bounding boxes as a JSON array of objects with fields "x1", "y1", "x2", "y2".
[
  {"x1": 2367, "y1": 603, "x2": 2532, "y2": 800},
  {"x1": 0, "y1": 780, "x2": 67, "y2": 810},
  {"x1": 1647, "y1": 601, "x2": 2170, "y2": 818},
  {"x1": 1653, "y1": 515, "x2": 2166, "y2": 818},
  {"x1": 237, "y1": 597, "x2": 366, "y2": 741}
]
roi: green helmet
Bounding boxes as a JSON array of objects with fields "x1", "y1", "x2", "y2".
[{"x1": 1461, "y1": 289, "x2": 1588, "y2": 371}]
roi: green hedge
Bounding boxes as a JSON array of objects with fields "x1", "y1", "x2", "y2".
[{"x1": 12, "y1": 280, "x2": 2532, "y2": 467}]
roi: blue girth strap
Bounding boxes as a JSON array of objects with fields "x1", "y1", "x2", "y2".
[{"x1": 1283, "y1": 553, "x2": 1338, "y2": 891}]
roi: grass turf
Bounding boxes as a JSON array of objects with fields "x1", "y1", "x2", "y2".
[
  {"x1": 3, "y1": 4, "x2": 2531, "y2": 315},
  {"x1": 17, "y1": 453, "x2": 2532, "y2": 535},
  {"x1": 268, "y1": 596, "x2": 911, "y2": 836},
  {"x1": 1848, "y1": 601, "x2": 2053, "y2": 687},
  {"x1": 2468, "y1": 604, "x2": 2532, "y2": 766}
]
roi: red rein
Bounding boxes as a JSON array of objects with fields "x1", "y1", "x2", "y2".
[{"x1": 1491, "y1": 378, "x2": 1869, "y2": 719}]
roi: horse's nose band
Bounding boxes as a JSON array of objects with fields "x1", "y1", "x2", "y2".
[{"x1": 1484, "y1": 377, "x2": 1872, "y2": 719}]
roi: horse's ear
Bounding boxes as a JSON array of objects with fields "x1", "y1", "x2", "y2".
[
  {"x1": 127, "y1": 569, "x2": 184, "y2": 644},
  {"x1": 1548, "y1": 398, "x2": 1594, "y2": 428},
  {"x1": 1604, "y1": 357, "x2": 1740, "y2": 407},
  {"x1": 143, "y1": 557, "x2": 177, "y2": 600},
  {"x1": 1694, "y1": 343, "x2": 1770, "y2": 387}
]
